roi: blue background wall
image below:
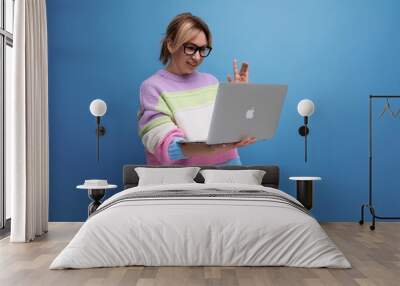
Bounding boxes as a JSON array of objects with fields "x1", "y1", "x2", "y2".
[{"x1": 47, "y1": 0, "x2": 400, "y2": 222}]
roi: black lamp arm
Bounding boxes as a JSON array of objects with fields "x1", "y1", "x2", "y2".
[
  {"x1": 96, "y1": 116, "x2": 106, "y2": 136},
  {"x1": 298, "y1": 116, "x2": 310, "y2": 162},
  {"x1": 298, "y1": 116, "x2": 309, "y2": 137},
  {"x1": 95, "y1": 116, "x2": 106, "y2": 162}
]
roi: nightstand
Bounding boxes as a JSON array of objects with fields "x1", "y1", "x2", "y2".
[
  {"x1": 77, "y1": 180, "x2": 117, "y2": 216},
  {"x1": 289, "y1": 177, "x2": 321, "y2": 210}
]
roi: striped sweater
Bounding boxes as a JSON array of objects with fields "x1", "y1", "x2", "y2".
[{"x1": 137, "y1": 69, "x2": 240, "y2": 166}]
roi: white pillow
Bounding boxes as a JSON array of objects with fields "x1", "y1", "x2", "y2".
[
  {"x1": 135, "y1": 167, "x2": 200, "y2": 186},
  {"x1": 200, "y1": 169, "x2": 266, "y2": 185}
]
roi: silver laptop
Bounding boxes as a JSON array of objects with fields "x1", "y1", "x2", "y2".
[{"x1": 185, "y1": 83, "x2": 287, "y2": 145}]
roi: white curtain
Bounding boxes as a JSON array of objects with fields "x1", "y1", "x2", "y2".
[{"x1": 8, "y1": 0, "x2": 49, "y2": 242}]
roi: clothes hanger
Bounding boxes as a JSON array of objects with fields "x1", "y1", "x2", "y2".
[
  {"x1": 391, "y1": 105, "x2": 400, "y2": 118},
  {"x1": 378, "y1": 98, "x2": 400, "y2": 118},
  {"x1": 378, "y1": 98, "x2": 391, "y2": 118}
]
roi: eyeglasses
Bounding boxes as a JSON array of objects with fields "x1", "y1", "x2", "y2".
[{"x1": 183, "y1": 43, "x2": 212, "y2": 57}]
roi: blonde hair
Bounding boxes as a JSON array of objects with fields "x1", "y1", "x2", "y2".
[{"x1": 160, "y1": 13, "x2": 212, "y2": 65}]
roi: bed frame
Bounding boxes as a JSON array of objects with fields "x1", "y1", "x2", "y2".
[{"x1": 123, "y1": 165, "x2": 279, "y2": 189}]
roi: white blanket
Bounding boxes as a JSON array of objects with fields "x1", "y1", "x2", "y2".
[{"x1": 50, "y1": 183, "x2": 351, "y2": 269}]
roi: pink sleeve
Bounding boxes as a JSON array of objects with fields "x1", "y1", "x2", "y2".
[{"x1": 153, "y1": 129, "x2": 186, "y2": 164}]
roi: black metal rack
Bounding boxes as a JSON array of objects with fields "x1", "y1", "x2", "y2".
[{"x1": 359, "y1": 95, "x2": 400, "y2": 230}]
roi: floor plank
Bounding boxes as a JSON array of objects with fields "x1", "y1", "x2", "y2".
[{"x1": 0, "y1": 222, "x2": 399, "y2": 286}]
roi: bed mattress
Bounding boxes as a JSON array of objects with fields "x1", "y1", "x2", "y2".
[{"x1": 50, "y1": 183, "x2": 351, "y2": 269}]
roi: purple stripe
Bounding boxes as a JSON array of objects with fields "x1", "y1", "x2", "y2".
[
  {"x1": 139, "y1": 83, "x2": 160, "y2": 107},
  {"x1": 144, "y1": 69, "x2": 218, "y2": 93},
  {"x1": 138, "y1": 82, "x2": 164, "y2": 130}
]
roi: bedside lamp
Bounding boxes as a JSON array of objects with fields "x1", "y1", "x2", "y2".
[
  {"x1": 297, "y1": 99, "x2": 315, "y2": 162},
  {"x1": 89, "y1": 99, "x2": 107, "y2": 162}
]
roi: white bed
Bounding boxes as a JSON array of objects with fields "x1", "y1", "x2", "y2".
[{"x1": 50, "y1": 179, "x2": 351, "y2": 269}]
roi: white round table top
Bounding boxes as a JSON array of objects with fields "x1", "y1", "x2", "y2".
[
  {"x1": 289, "y1": 176, "x2": 321, "y2": 181},
  {"x1": 76, "y1": 184, "x2": 117, "y2": 190}
]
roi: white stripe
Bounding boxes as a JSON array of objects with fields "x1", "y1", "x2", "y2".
[
  {"x1": 174, "y1": 104, "x2": 214, "y2": 142},
  {"x1": 142, "y1": 122, "x2": 178, "y2": 154}
]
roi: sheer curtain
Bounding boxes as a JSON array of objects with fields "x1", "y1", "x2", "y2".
[{"x1": 8, "y1": 0, "x2": 49, "y2": 242}]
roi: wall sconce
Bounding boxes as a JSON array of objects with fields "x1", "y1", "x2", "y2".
[
  {"x1": 89, "y1": 99, "x2": 107, "y2": 162},
  {"x1": 297, "y1": 99, "x2": 315, "y2": 162}
]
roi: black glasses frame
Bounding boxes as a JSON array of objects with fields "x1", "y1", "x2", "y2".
[{"x1": 183, "y1": 43, "x2": 212, "y2": 57}]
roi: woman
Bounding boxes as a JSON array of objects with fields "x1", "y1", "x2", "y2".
[{"x1": 138, "y1": 12, "x2": 256, "y2": 166}]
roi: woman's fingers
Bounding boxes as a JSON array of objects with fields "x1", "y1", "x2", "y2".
[
  {"x1": 239, "y1": 62, "x2": 248, "y2": 75},
  {"x1": 233, "y1": 59, "x2": 239, "y2": 74},
  {"x1": 247, "y1": 137, "x2": 257, "y2": 145},
  {"x1": 234, "y1": 137, "x2": 257, "y2": 147},
  {"x1": 239, "y1": 63, "x2": 249, "y2": 83},
  {"x1": 233, "y1": 59, "x2": 240, "y2": 80},
  {"x1": 229, "y1": 59, "x2": 249, "y2": 83}
]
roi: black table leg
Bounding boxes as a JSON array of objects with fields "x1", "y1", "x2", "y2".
[
  {"x1": 296, "y1": 181, "x2": 313, "y2": 210},
  {"x1": 88, "y1": 189, "x2": 105, "y2": 216}
]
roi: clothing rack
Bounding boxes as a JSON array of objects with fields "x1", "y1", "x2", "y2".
[{"x1": 359, "y1": 95, "x2": 400, "y2": 230}]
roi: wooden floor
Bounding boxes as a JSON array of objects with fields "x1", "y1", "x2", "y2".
[{"x1": 0, "y1": 222, "x2": 399, "y2": 286}]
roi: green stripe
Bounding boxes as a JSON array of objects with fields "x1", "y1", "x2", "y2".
[
  {"x1": 139, "y1": 116, "x2": 171, "y2": 138},
  {"x1": 155, "y1": 96, "x2": 173, "y2": 117},
  {"x1": 161, "y1": 84, "x2": 218, "y2": 113}
]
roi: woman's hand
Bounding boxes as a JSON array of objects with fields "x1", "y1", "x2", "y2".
[
  {"x1": 180, "y1": 137, "x2": 256, "y2": 157},
  {"x1": 227, "y1": 59, "x2": 249, "y2": 83},
  {"x1": 231, "y1": 136, "x2": 257, "y2": 148},
  {"x1": 217, "y1": 136, "x2": 256, "y2": 151}
]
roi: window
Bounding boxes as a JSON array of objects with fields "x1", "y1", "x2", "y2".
[{"x1": 1, "y1": 0, "x2": 14, "y2": 233}]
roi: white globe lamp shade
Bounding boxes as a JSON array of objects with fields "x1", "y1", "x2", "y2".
[
  {"x1": 90, "y1": 99, "x2": 107, "y2": 117},
  {"x1": 297, "y1": 99, "x2": 315, "y2": 117}
]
